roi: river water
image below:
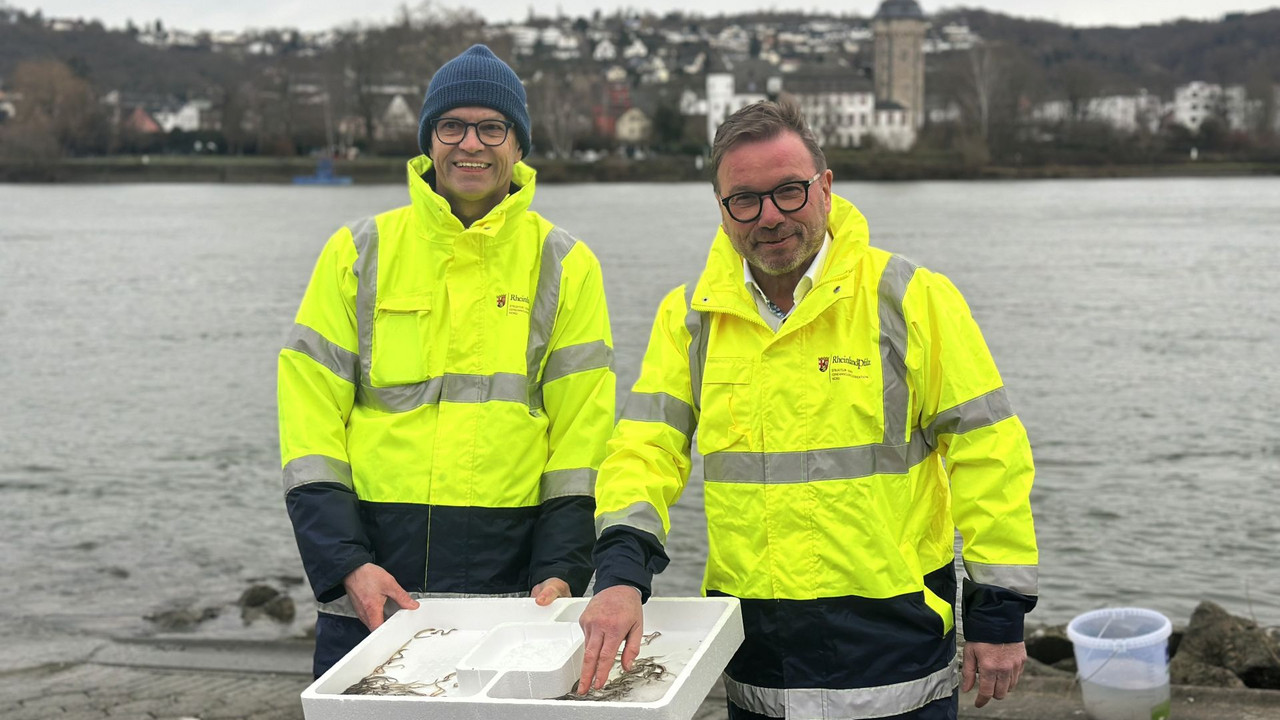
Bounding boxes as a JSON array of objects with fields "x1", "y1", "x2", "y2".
[{"x1": 1, "y1": 176, "x2": 1277, "y2": 671}]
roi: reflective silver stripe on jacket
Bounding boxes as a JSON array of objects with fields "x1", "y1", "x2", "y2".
[
  {"x1": 346, "y1": 220, "x2": 579, "y2": 414},
  {"x1": 924, "y1": 387, "x2": 1015, "y2": 448},
  {"x1": 684, "y1": 282, "x2": 710, "y2": 415},
  {"x1": 317, "y1": 590, "x2": 526, "y2": 618},
  {"x1": 620, "y1": 392, "x2": 696, "y2": 439},
  {"x1": 357, "y1": 373, "x2": 528, "y2": 412},
  {"x1": 724, "y1": 658, "x2": 957, "y2": 719},
  {"x1": 543, "y1": 340, "x2": 614, "y2": 384},
  {"x1": 878, "y1": 254, "x2": 917, "y2": 446},
  {"x1": 284, "y1": 324, "x2": 359, "y2": 385},
  {"x1": 526, "y1": 226, "x2": 577, "y2": 410},
  {"x1": 282, "y1": 455, "x2": 354, "y2": 493},
  {"x1": 350, "y1": 216, "x2": 380, "y2": 388},
  {"x1": 703, "y1": 431, "x2": 933, "y2": 484},
  {"x1": 540, "y1": 467, "x2": 596, "y2": 502},
  {"x1": 964, "y1": 561, "x2": 1038, "y2": 596},
  {"x1": 596, "y1": 501, "x2": 667, "y2": 544}
]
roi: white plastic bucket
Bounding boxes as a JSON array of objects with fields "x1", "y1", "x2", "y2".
[{"x1": 1066, "y1": 607, "x2": 1172, "y2": 720}]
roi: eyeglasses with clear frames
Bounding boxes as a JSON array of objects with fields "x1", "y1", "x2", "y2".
[
  {"x1": 719, "y1": 173, "x2": 822, "y2": 223},
  {"x1": 431, "y1": 117, "x2": 514, "y2": 147}
]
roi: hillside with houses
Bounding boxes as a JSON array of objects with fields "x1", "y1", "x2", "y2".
[{"x1": 1, "y1": 1, "x2": 1278, "y2": 172}]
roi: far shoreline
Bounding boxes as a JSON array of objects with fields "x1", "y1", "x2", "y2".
[{"x1": 2, "y1": 155, "x2": 1279, "y2": 184}]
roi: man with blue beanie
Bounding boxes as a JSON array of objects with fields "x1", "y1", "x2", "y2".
[{"x1": 279, "y1": 44, "x2": 616, "y2": 677}]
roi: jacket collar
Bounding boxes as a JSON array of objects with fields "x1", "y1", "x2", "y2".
[
  {"x1": 693, "y1": 194, "x2": 870, "y2": 317},
  {"x1": 406, "y1": 155, "x2": 537, "y2": 240}
]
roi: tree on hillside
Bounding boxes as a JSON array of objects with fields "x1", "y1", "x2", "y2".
[
  {"x1": 214, "y1": 77, "x2": 255, "y2": 155},
  {"x1": 527, "y1": 70, "x2": 593, "y2": 158},
  {"x1": 964, "y1": 42, "x2": 1003, "y2": 143},
  {"x1": 0, "y1": 58, "x2": 103, "y2": 158},
  {"x1": 330, "y1": 5, "x2": 489, "y2": 153},
  {"x1": 331, "y1": 28, "x2": 385, "y2": 149},
  {"x1": 1058, "y1": 60, "x2": 1101, "y2": 124},
  {"x1": 652, "y1": 101, "x2": 685, "y2": 150}
]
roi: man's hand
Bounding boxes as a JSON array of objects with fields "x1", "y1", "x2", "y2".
[
  {"x1": 342, "y1": 563, "x2": 420, "y2": 631},
  {"x1": 531, "y1": 577, "x2": 571, "y2": 606},
  {"x1": 576, "y1": 585, "x2": 643, "y2": 694},
  {"x1": 962, "y1": 641, "x2": 1026, "y2": 708}
]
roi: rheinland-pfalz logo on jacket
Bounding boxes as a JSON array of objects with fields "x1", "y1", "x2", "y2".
[
  {"x1": 497, "y1": 291, "x2": 531, "y2": 316},
  {"x1": 820, "y1": 354, "x2": 872, "y2": 381}
]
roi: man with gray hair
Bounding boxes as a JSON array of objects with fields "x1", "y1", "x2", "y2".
[
  {"x1": 279, "y1": 44, "x2": 615, "y2": 677},
  {"x1": 578, "y1": 100, "x2": 1038, "y2": 719}
]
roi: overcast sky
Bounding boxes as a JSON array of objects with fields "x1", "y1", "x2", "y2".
[{"x1": 11, "y1": 0, "x2": 1280, "y2": 32}]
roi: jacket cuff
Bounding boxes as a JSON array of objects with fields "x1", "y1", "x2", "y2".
[
  {"x1": 961, "y1": 576, "x2": 1038, "y2": 644},
  {"x1": 530, "y1": 496, "x2": 597, "y2": 596},
  {"x1": 315, "y1": 551, "x2": 376, "y2": 604},
  {"x1": 285, "y1": 483, "x2": 375, "y2": 603},
  {"x1": 592, "y1": 526, "x2": 669, "y2": 603}
]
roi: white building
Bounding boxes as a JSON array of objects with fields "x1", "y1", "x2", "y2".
[
  {"x1": 593, "y1": 38, "x2": 617, "y2": 62},
  {"x1": 679, "y1": 88, "x2": 707, "y2": 116},
  {"x1": 536, "y1": 27, "x2": 581, "y2": 61},
  {"x1": 246, "y1": 40, "x2": 276, "y2": 56},
  {"x1": 1070, "y1": 92, "x2": 1165, "y2": 133},
  {"x1": 712, "y1": 26, "x2": 752, "y2": 54},
  {"x1": 703, "y1": 63, "x2": 915, "y2": 151},
  {"x1": 154, "y1": 99, "x2": 216, "y2": 133},
  {"x1": 704, "y1": 59, "x2": 778, "y2": 145},
  {"x1": 507, "y1": 25, "x2": 540, "y2": 56},
  {"x1": 1031, "y1": 91, "x2": 1164, "y2": 134},
  {"x1": 870, "y1": 104, "x2": 915, "y2": 150},
  {"x1": 785, "y1": 68, "x2": 881, "y2": 149},
  {"x1": 623, "y1": 38, "x2": 650, "y2": 60},
  {"x1": 924, "y1": 22, "x2": 979, "y2": 53},
  {"x1": 1221, "y1": 86, "x2": 1259, "y2": 132},
  {"x1": 374, "y1": 95, "x2": 417, "y2": 141},
  {"x1": 682, "y1": 51, "x2": 707, "y2": 75},
  {"x1": 1175, "y1": 81, "x2": 1222, "y2": 132},
  {"x1": 638, "y1": 56, "x2": 670, "y2": 85},
  {"x1": 1029, "y1": 100, "x2": 1071, "y2": 124},
  {"x1": 616, "y1": 107, "x2": 652, "y2": 145},
  {"x1": 1093, "y1": 93, "x2": 1164, "y2": 133},
  {"x1": 1174, "y1": 81, "x2": 1259, "y2": 133},
  {"x1": 337, "y1": 93, "x2": 418, "y2": 144}
]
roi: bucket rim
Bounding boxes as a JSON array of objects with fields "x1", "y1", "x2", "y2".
[{"x1": 1066, "y1": 607, "x2": 1172, "y2": 652}]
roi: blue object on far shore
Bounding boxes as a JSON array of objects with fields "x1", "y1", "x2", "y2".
[{"x1": 293, "y1": 157, "x2": 353, "y2": 185}]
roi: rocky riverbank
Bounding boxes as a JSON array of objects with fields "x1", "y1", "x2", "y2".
[
  {"x1": 144, "y1": 581, "x2": 301, "y2": 634},
  {"x1": 146, "y1": 582, "x2": 1280, "y2": 694},
  {"x1": 4, "y1": 590, "x2": 1278, "y2": 720}
]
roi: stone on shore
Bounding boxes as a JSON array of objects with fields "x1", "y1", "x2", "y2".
[
  {"x1": 1024, "y1": 623, "x2": 1074, "y2": 667},
  {"x1": 144, "y1": 605, "x2": 220, "y2": 631},
  {"x1": 1170, "y1": 600, "x2": 1280, "y2": 690},
  {"x1": 239, "y1": 583, "x2": 297, "y2": 623}
]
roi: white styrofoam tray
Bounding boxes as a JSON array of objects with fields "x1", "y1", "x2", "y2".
[{"x1": 301, "y1": 596, "x2": 744, "y2": 720}]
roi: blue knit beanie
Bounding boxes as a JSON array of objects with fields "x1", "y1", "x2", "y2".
[{"x1": 418, "y1": 44, "x2": 531, "y2": 158}]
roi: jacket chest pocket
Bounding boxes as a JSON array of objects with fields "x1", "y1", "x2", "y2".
[
  {"x1": 370, "y1": 293, "x2": 433, "y2": 386},
  {"x1": 697, "y1": 357, "x2": 754, "y2": 453}
]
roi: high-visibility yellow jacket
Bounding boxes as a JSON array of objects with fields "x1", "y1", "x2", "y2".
[
  {"x1": 594, "y1": 194, "x2": 1037, "y2": 718},
  {"x1": 279, "y1": 157, "x2": 615, "y2": 614}
]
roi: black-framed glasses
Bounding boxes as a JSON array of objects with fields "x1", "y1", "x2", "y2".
[
  {"x1": 719, "y1": 173, "x2": 821, "y2": 223},
  {"x1": 431, "y1": 117, "x2": 514, "y2": 147}
]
